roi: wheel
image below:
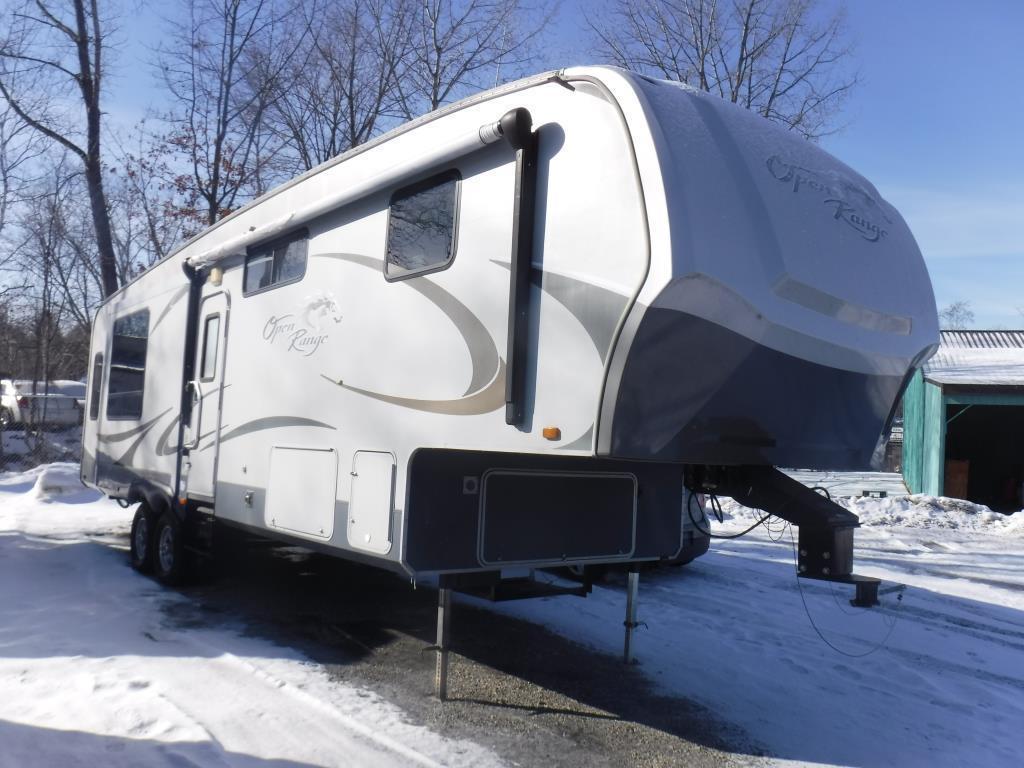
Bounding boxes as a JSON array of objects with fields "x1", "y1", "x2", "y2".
[
  {"x1": 153, "y1": 512, "x2": 187, "y2": 585},
  {"x1": 0, "y1": 408, "x2": 12, "y2": 428},
  {"x1": 130, "y1": 504, "x2": 156, "y2": 573}
]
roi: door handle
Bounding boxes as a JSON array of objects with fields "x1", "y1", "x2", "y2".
[{"x1": 187, "y1": 380, "x2": 203, "y2": 449}]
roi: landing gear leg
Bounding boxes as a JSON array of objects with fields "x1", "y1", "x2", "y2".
[
  {"x1": 435, "y1": 578, "x2": 452, "y2": 701},
  {"x1": 623, "y1": 569, "x2": 640, "y2": 664}
]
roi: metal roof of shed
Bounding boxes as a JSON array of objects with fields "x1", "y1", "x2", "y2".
[{"x1": 924, "y1": 330, "x2": 1024, "y2": 386}]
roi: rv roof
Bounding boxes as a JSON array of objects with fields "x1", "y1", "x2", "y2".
[{"x1": 163, "y1": 68, "x2": 571, "y2": 269}]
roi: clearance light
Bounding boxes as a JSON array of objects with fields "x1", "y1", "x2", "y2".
[{"x1": 542, "y1": 426, "x2": 561, "y2": 441}]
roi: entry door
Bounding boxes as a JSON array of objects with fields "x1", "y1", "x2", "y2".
[
  {"x1": 81, "y1": 324, "x2": 108, "y2": 485},
  {"x1": 186, "y1": 292, "x2": 229, "y2": 500}
]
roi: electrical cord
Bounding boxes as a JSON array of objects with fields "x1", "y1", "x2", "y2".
[
  {"x1": 687, "y1": 492, "x2": 772, "y2": 539},
  {"x1": 760, "y1": 513, "x2": 791, "y2": 542},
  {"x1": 689, "y1": 484, "x2": 903, "y2": 656},
  {"x1": 788, "y1": 526, "x2": 903, "y2": 657}
]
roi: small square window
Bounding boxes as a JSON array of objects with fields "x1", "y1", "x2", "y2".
[
  {"x1": 244, "y1": 252, "x2": 274, "y2": 294},
  {"x1": 200, "y1": 315, "x2": 221, "y2": 381},
  {"x1": 276, "y1": 239, "x2": 307, "y2": 283},
  {"x1": 244, "y1": 231, "x2": 308, "y2": 295},
  {"x1": 386, "y1": 170, "x2": 460, "y2": 280}
]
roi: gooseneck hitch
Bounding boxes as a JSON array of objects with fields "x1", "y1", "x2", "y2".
[{"x1": 687, "y1": 465, "x2": 881, "y2": 607}]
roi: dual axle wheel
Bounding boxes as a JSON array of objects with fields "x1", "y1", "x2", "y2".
[{"x1": 130, "y1": 503, "x2": 186, "y2": 584}]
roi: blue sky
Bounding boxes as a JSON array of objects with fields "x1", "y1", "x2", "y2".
[
  {"x1": 818, "y1": 1, "x2": 1024, "y2": 328},
  {"x1": 108, "y1": 0, "x2": 1023, "y2": 326}
]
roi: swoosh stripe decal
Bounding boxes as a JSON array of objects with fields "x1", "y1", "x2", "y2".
[
  {"x1": 556, "y1": 425, "x2": 594, "y2": 451},
  {"x1": 491, "y1": 260, "x2": 627, "y2": 361},
  {"x1": 115, "y1": 411, "x2": 174, "y2": 466},
  {"x1": 99, "y1": 409, "x2": 173, "y2": 444},
  {"x1": 314, "y1": 252, "x2": 504, "y2": 413},
  {"x1": 325, "y1": 358, "x2": 506, "y2": 416},
  {"x1": 151, "y1": 285, "x2": 190, "y2": 333},
  {"x1": 218, "y1": 416, "x2": 336, "y2": 445},
  {"x1": 155, "y1": 415, "x2": 182, "y2": 456}
]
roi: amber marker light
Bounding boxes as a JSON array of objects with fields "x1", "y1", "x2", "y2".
[{"x1": 542, "y1": 426, "x2": 562, "y2": 441}]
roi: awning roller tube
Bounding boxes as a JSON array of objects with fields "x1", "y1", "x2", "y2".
[{"x1": 185, "y1": 115, "x2": 512, "y2": 270}]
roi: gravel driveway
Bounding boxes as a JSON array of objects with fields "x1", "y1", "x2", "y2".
[{"x1": 167, "y1": 530, "x2": 761, "y2": 767}]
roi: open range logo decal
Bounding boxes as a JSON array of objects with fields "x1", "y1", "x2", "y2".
[
  {"x1": 766, "y1": 155, "x2": 891, "y2": 242},
  {"x1": 262, "y1": 291, "x2": 342, "y2": 357}
]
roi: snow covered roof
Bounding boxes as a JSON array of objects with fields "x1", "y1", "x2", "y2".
[{"x1": 924, "y1": 330, "x2": 1024, "y2": 386}]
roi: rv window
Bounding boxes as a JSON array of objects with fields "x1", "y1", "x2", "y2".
[
  {"x1": 386, "y1": 170, "x2": 460, "y2": 280},
  {"x1": 243, "y1": 231, "x2": 308, "y2": 295},
  {"x1": 200, "y1": 314, "x2": 220, "y2": 381},
  {"x1": 244, "y1": 252, "x2": 274, "y2": 293},
  {"x1": 89, "y1": 353, "x2": 103, "y2": 420},
  {"x1": 106, "y1": 309, "x2": 150, "y2": 420}
]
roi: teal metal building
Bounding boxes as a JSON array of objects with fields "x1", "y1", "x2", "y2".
[{"x1": 902, "y1": 330, "x2": 1024, "y2": 509}]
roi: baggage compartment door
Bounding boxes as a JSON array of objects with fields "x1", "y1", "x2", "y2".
[{"x1": 348, "y1": 451, "x2": 395, "y2": 555}]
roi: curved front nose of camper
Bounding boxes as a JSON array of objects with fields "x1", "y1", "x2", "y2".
[
  {"x1": 599, "y1": 274, "x2": 936, "y2": 469},
  {"x1": 597, "y1": 76, "x2": 939, "y2": 470}
]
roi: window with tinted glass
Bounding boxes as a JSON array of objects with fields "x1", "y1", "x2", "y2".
[
  {"x1": 89, "y1": 353, "x2": 104, "y2": 420},
  {"x1": 106, "y1": 310, "x2": 149, "y2": 419},
  {"x1": 243, "y1": 231, "x2": 308, "y2": 295},
  {"x1": 385, "y1": 170, "x2": 460, "y2": 280},
  {"x1": 200, "y1": 314, "x2": 220, "y2": 381}
]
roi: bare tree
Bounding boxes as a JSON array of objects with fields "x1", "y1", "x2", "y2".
[
  {"x1": 13, "y1": 161, "x2": 103, "y2": 332},
  {"x1": 939, "y1": 300, "x2": 975, "y2": 331},
  {"x1": 157, "y1": 0, "x2": 306, "y2": 226},
  {"x1": 0, "y1": 102, "x2": 40, "y2": 304},
  {"x1": 590, "y1": 0, "x2": 857, "y2": 140},
  {"x1": 108, "y1": 125, "x2": 191, "y2": 272},
  {"x1": 268, "y1": 0, "x2": 410, "y2": 172},
  {"x1": 397, "y1": 0, "x2": 554, "y2": 117},
  {"x1": 1, "y1": 103, "x2": 38, "y2": 239},
  {"x1": 0, "y1": 0, "x2": 121, "y2": 296}
]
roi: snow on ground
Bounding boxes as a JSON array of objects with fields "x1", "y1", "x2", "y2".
[
  {"x1": 0, "y1": 425, "x2": 82, "y2": 472},
  {"x1": 781, "y1": 470, "x2": 909, "y2": 499},
  {"x1": 3, "y1": 463, "x2": 1023, "y2": 767},
  {"x1": 0, "y1": 465, "x2": 501, "y2": 768},
  {"x1": 488, "y1": 493, "x2": 1024, "y2": 767}
]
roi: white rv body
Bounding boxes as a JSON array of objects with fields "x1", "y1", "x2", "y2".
[{"x1": 81, "y1": 67, "x2": 937, "y2": 578}]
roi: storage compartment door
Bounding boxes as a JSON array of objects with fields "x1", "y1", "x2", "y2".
[
  {"x1": 479, "y1": 470, "x2": 637, "y2": 565},
  {"x1": 348, "y1": 451, "x2": 395, "y2": 555},
  {"x1": 265, "y1": 446, "x2": 338, "y2": 540}
]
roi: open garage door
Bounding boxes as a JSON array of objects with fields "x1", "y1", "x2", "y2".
[{"x1": 944, "y1": 404, "x2": 1024, "y2": 510}]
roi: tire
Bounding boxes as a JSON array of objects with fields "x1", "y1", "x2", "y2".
[
  {"x1": 153, "y1": 512, "x2": 187, "y2": 585},
  {"x1": 130, "y1": 504, "x2": 156, "y2": 573}
]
